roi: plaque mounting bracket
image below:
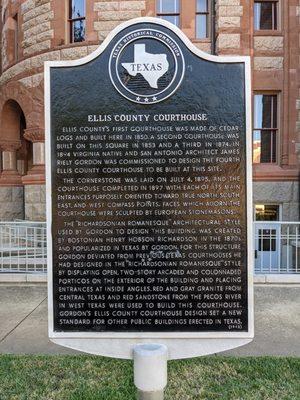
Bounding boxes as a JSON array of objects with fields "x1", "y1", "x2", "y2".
[{"x1": 133, "y1": 343, "x2": 168, "y2": 400}]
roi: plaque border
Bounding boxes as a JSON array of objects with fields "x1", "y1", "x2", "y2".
[{"x1": 45, "y1": 17, "x2": 254, "y2": 356}]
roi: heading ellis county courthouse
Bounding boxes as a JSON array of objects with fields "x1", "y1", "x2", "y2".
[{"x1": 0, "y1": 0, "x2": 299, "y2": 275}]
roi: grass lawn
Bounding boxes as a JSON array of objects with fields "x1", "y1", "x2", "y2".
[{"x1": 0, "y1": 355, "x2": 299, "y2": 400}]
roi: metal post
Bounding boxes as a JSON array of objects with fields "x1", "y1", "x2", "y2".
[
  {"x1": 133, "y1": 344, "x2": 168, "y2": 400},
  {"x1": 136, "y1": 390, "x2": 164, "y2": 400}
]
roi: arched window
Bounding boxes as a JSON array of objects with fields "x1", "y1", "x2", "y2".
[{"x1": 69, "y1": 0, "x2": 86, "y2": 43}]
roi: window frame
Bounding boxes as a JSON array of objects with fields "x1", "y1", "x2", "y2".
[
  {"x1": 195, "y1": 0, "x2": 210, "y2": 40},
  {"x1": 156, "y1": 0, "x2": 181, "y2": 28},
  {"x1": 13, "y1": 13, "x2": 19, "y2": 62},
  {"x1": 68, "y1": 0, "x2": 86, "y2": 43},
  {"x1": 254, "y1": 204, "x2": 281, "y2": 221},
  {"x1": 254, "y1": 0, "x2": 279, "y2": 31},
  {"x1": 253, "y1": 92, "x2": 280, "y2": 165}
]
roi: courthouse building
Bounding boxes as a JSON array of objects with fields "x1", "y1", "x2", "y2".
[{"x1": 0, "y1": 0, "x2": 299, "y2": 274}]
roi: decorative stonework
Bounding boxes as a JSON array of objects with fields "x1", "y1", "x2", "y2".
[
  {"x1": 0, "y1": 44, "x2": 117, "y2": 88},
  {"x1": 21, "y1": 0, "x2": 54, "y2": 56},
  {"x1": 1, "y1": 0, "x2": 10, "y2": 69},
  {"x1": 25, "y1": 184, "x2": 46, "y2": 221},
  {"x1": 0, "y1": 45, "x2": 104, "y2": 87},
  {"x1": 217, "y1": 33, "x2": 240, "y2": 50},
  {"x1": 0, "y1": 50, "x2": 60, "y2": 86},
  {"x1": 22, "y1": 126, "x2": 45, "y2": 185},
  {"x1": 60, "y1": 47, "x2": 89, "y2": 60},
  {"x1": 0, "y1": 139, "x2": 23, "y2": 185},
  {"x1": 217, "y1": 5, "x2": 243, "y2": 17},
  {"x1": 254, "y1": 37, "x2": 284, "y2": 52},
  {"x1": 24, "y1": 127, "x2": 45, "y2": 143},
  {"x1": 0, "y1": 186, "x2": 24, "y2": 221},
  {"x1": 18, "y1": 73, "x2": 44, "y2": 88},
  {"x1": 215, "y1": 0, "x2": 242, "y2": 54},
  {"x1": 0, "y1": 140, "x2": 21, "y2": 152},
  {"x1": 93, "y1": 1, "x2": 146, "y2": 40},
  {"x1": 217, "y1": 16, "x2": 241, "y2": 28},
  {"x1": 1, "y1": 25, "x2": 9, "y2": 70},
  {"x1": 254, "y1": 57, "x2": 284, "y2": 70}
]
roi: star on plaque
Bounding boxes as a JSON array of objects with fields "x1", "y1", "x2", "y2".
[
  {"x1": 136, "y1": 96, "x2": 141, "y2": 101},
  {"x1": 144, "y1": 98, "x2": 149, "y2": 102},
  {"x1": 152, "y1": 96, "x2": 157, "y2": 101}
]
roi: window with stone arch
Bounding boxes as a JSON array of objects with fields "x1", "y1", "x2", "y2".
[{"x1": 69, "y1": 0, "x2": 86, "y2": 43}]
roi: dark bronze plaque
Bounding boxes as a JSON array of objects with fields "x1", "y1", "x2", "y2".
[{"x1": 48, "y1": 21, "x2": 251, "y2": 335}]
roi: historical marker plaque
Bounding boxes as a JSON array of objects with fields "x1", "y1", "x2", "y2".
[{"x1": 46, "y1": 18, "x2": 253, "y2": 359}]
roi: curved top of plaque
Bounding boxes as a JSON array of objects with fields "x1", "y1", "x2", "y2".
[{"x1": 45, "y1": 17, "x2": 253, "y2": 360}]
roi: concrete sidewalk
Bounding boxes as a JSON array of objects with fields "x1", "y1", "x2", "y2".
[{"x1": 0, "y1": 284, "x2": 299, "y2": 356}]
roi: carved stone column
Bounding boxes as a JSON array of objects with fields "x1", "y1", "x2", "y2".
[
  {"x1": 0, "y1": 140, "x2": 22, "y2": 185},
  {"x1": 22, "y1": 127, "x2": 46, "y2": 221},
  {"x1": 22, "y1": 127, "x2": 45, "y2": 185},
  {"x1": 0, "y1": 141, "x2": 24, "y2": 220}
]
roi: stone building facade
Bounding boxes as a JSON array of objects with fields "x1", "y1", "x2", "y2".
[{"x1": 0, "y1": 0, "x2": 299, "y2": 222}]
